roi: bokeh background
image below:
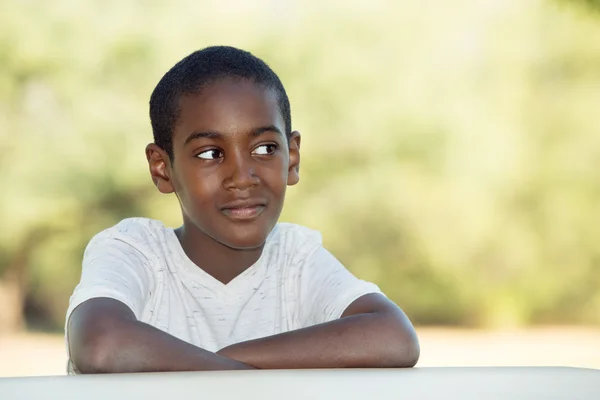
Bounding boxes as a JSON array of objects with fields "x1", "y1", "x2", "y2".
[{"x1": 1, "y1": 0, "x2": 600, "y2": 376}]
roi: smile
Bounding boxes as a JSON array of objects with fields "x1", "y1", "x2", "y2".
[
  {"x1": 220, "y1": 198, "x2": 267, "y2": 221},
  {"x1": 221, "y1": 205, "x2": 265, "y2": 220}
]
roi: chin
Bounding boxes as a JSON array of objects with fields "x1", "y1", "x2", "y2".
[{"x1": 218, "y1": 227, "x2": 270, "y2": 250}]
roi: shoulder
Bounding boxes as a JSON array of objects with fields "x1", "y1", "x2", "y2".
[
  {"x1": 85, "y1": 218, "x2": 170, "y2": 260},
  {"x1": 92, "y1": 217, "x2": 167, "y2": 239},
  {"x1": 101, "y1": 217, "x2": 167, "y2": 235}
]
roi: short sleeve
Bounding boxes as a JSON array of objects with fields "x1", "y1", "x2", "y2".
[
  {"x1": 298, "y1": 246, "x2": 382, "y2": 327},
  {"x1": 65, "y1": 233, "x2": 154, "y2": 326}
]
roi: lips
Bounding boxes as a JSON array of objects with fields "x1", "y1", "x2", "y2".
[{"x1": 220, "y1": 199, "x2": 267, "y2": 221}]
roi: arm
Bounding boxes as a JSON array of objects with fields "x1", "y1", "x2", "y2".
[
  {"x1": 68, "y1": 297, "x2": 256, "y2": 373},
  {"x1": 217, "y1": 293, "x2": 419, "y2": 369}
]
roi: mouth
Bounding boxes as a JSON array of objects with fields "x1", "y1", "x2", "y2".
[{"x1": 220, "y1": 199, "x2": 267, "y2": 221}]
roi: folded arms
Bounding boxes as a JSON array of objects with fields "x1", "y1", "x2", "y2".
[{"x1": 68, "y1": 293, "x2": 419, "y2": 373}]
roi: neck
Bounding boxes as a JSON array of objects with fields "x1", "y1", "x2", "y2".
[{"x1": 174, "y1": 220, "x2": 264, "y2": 285}]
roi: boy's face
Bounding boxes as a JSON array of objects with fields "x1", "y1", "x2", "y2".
[{"x1": 147, "y1": 78, "x2": 300, "y2": 250}]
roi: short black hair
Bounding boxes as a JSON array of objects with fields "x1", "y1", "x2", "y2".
[{"x1": 149, "y1": 46, "x2": 291, "y2": 160}]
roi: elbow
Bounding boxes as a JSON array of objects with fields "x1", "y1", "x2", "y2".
[
  {"x1": 70, "y1": 316, "x2": 127, "y2": 374},
  {"x1": 381, "y1": 328, "x2": 419, "y2": 368},
  {"x1": 379, "y1": 313, "x2": 420, "y2": 368},
  {"x1": 68, "y1": 298, "x2": 140, "y2": 374},
  {"x1": 71, "y1": 332, "x2": 120, "y2": 374}
]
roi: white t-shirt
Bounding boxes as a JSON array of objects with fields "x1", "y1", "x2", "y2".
[{"x1": 65, "y1": 218, "x2": 381, "y2": 373}]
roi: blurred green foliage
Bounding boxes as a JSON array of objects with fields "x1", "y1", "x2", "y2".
[
  {"x1": 1, "y1": 0, "x2": 600, "y2": 331},
  {"x1": 565, "y1": 0, "x2": 600, "y2": 12}
]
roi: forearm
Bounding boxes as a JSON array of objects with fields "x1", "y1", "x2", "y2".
[
  {"x1": 217, "y1": 311, "x2": 419, "y2": 369},
  {"x1": 69, "y1": 299, "x2": 255, "y2": 373},
  {"x1": 80, "y1": 320, "x2": 255, "y2": 373}
]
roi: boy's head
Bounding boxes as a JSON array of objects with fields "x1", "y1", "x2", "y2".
[{"x1": 146, "y1": 46, "x2": 301, "y2": 251}]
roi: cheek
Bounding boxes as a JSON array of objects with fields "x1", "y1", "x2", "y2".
[
  {"x1": 177, "y1": 167, "x2": 220, "y2": 204},
  {"x1": 260, "y1": 158, "x2": 286, "y2": 180},
  {"x1": 268, "y1": 161, "x2": 290, "y2": 194}
]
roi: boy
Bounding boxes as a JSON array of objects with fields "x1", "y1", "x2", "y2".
[{"x1": 65, "y1": 46, "x2": 419, "y2": 373}]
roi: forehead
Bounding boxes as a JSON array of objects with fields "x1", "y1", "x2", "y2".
[{"x1": 173, "y1": 79, "x2": 283, "y2": 141}]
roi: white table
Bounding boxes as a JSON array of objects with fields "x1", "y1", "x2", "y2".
[{"x1": 1, "y1": 367, "x2": 599, "y2": 399}]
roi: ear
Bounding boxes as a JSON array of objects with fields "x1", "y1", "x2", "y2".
[
  {"x1": 146, "y1": 143, "x2": 175, "y2": 194},
  {"x1": 287, "y1": 131, "x2": 301, "y2": 186}
]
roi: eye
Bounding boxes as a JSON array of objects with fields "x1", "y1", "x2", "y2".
[
  {"x1": 252, "y1": 144, "x2": 278, "y2": 156},
  {"x1": 196, "y1": 149, "x2": 223, "y2": 160}
]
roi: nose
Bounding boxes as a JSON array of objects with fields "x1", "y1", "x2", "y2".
[{"x1": 223, "y1": 151, "x2": 260, "y2": 191}]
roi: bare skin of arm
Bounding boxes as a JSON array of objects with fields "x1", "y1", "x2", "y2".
[
  {"x1": 216, "y1": 293, "x2": 420, "y2": 369},
  {"x1": 68, "y1": 298, "x2": 256, "y2": 373},
  {"x1": 69, "y1": 293, "x2": 418, "y2": 373}
]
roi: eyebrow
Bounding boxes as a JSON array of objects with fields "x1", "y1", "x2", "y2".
[
  {"x1": 184, "y1": 125, "x2": 283, "y2": 145},
  {"x1": 184, "y1": 131, "x2": 222, "y2": 145},
  {"x1": 251, "y1": 125, "x2": 283, "y2": 137}
]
